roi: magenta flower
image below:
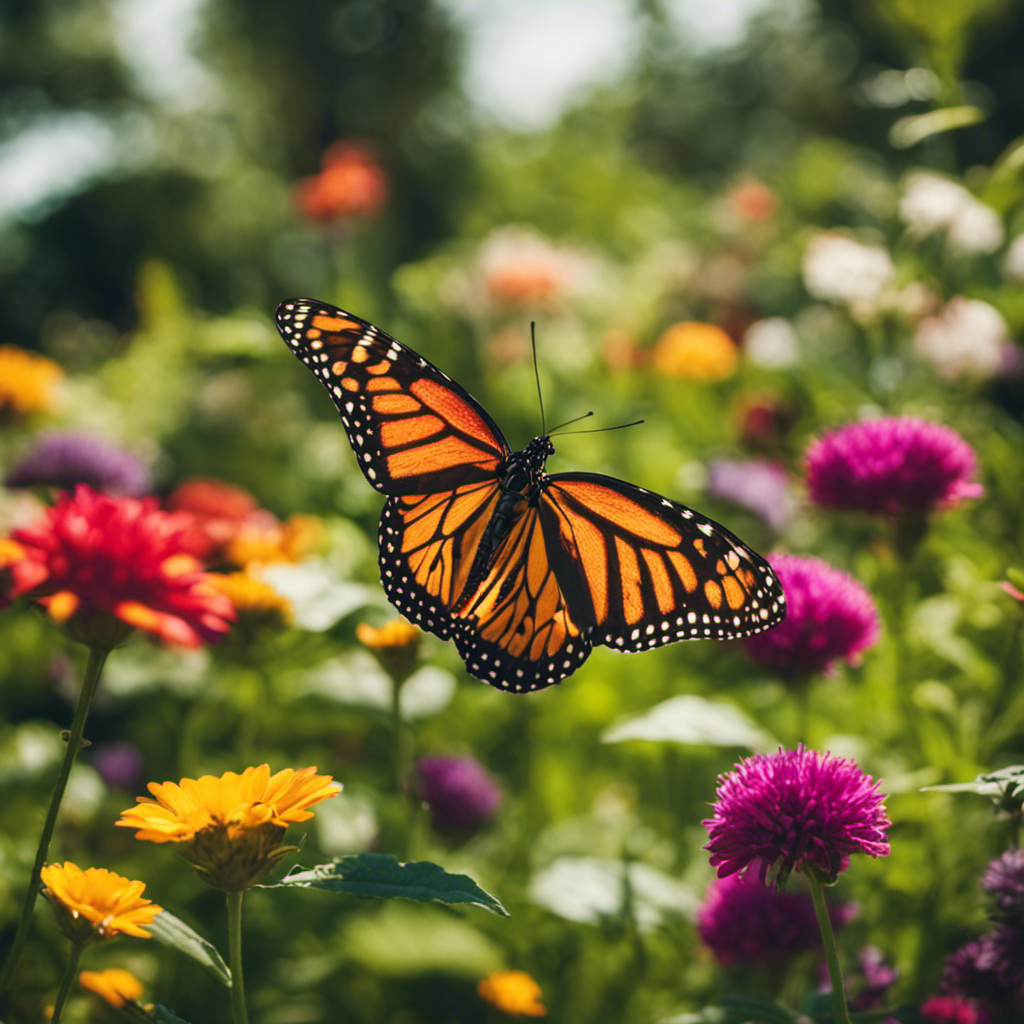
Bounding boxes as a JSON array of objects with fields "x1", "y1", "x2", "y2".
[
  {"x1": 703, "y1": 745, "x2": 891, "y2": 886},
  {"x1": 806, "y1": 417, "x2": 982, "y2": 516},
  {"x1": 742, "y1": 554, "x2": 879, "y2": 677},
  {"x1": 920, "y1": 995, "x2": 992, "y2": 1024},
  {"x1": 414, "y1": 755, "x2": 502, "y2": 833},
  {"x1": 942, "y1": 928, "x2": 1024, "y2": 1004},
  {"x1": 697, "y1": 871, "x2": 853, "y2": 965},
  {"x1": 5, "y1": 431, "x2": 151, "y2": 496}
]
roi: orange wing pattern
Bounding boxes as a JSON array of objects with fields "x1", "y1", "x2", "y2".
[
  {"x1": 276, "y1": 299, "x2": 509, "y2": 495},
  {"x1": 451, "y1": 505, "x2": 593, "y2": 691},
  {"x1": 539, "y1": 473, "x2": 784, "y2": 654},
  {"x1": 378, "y1": 482, "x2": 502, "y2": 640}
]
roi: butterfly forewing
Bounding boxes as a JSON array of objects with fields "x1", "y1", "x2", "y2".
[
  {"x1": 276, "y1": 299, "x2": 510, "y2": 495},
  {"x1": 539, "y1": 473, "x2": 786, "y2": 653}
]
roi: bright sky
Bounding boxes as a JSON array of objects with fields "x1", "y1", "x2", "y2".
[{"x1": 0, "y1": 0, "x2": 774, "y2": 224}]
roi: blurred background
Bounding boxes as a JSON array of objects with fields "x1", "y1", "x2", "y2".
[{"x1": 3, "y1": 0, "x2": 1024, "y2": 1021}]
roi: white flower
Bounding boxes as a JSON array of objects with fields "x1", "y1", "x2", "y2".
[
  {"x1": 1003, "y1": 234, "x2": 1024, "y2": 280},
  {"x1": 914, "y1": 297, "x2": 1009, "y2": 379},
  {"x1": 802, "y1": 233, "x2": 895, "y2": 306},
  {"x1": 899, "y1": 171, "x2": 1004, "y2": 254},
  {"x1": 743, "y1": 317, "x2": 799, "y2": 368}
]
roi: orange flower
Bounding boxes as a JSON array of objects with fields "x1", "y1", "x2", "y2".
[
  {"x1": 478, "y1": 227, "x2": 590, "y2": 310},
  {"x1": 652, "y1": 322, "x2": 739, "y2": 381},
  {"x1": 225, "y1": 514, "x2": 322, "y2": 569},
  {"x1": 79, "y1": 968, "x2": 145, "y2": 1007},
  {"x1": 295, "y1": 141, "x2": 388, "y2": 224},
  {"x1": 726, "y1": 175, "x2": 778, "y2": 223},
  {"x1": 40, "y1": 863, "x2": 160, "y2": 944},
  {"x1": 0, "y1": 345, "x2": 63, "y2": 420},
  {"x1": 357, "y1": 617, "x2": 421, "y2": 679},
  {"x1": 478, "y1": 970, "x2": 547, "y2": 1017},
  {"x1": 0, "y1": 486, "x2": 235, "y2": 648},
  {"x1": 117, "y1": 765, "x2": 340, "y2": 890}
]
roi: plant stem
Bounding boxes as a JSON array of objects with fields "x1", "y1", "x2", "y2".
[
  {"x1": 226, "y1": 890, "x2": 250, "y2": 1024},
  {"x1": 809, "y1": 876, "x2": 852, "y2": 1024},
  {"x1": 0, "y1": 645, "x2": 110, "y2": 1000},
  {"x1": 50, "y1": 942, "x2": 84, "y2": 1024}
]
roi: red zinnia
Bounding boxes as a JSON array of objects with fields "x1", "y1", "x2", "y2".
[
  {"x1": 0, "y1": 485, "x2": 235, "y2": 647},
  {"x1": 295, "y1": 141, "x2": 388, "y2": 224}
]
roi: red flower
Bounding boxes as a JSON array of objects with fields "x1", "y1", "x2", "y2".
[
  {"x1": 295, "y1": 141, "x2": 388, "y2": 224},
  {"x1": 0, "y1": 485, "x2": 235, "y2": 647}
]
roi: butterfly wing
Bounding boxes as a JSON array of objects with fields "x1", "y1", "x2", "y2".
[
  {"x1": 450, "y1": 504, "x2": 594, "y2": 692},
  {"x1": 537, "y1": 472, "x2": 786, "y2": 652},
  {"x1": 276, "y1": 298, "x2": 511, "y2": 495}
]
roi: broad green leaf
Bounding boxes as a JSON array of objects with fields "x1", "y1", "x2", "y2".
[
  {"x1": 602, "y1": 695, "x2": 773, "y2": 750},
  {"x1": 661, "y1": 997, "x2": 799, "y2": 1023},
  {"x1": 148, "y1": 911, "x2": 231, "y2": 987},
  {"x1": 263, "y1": 854, "x2": 508, "y2": 916}
]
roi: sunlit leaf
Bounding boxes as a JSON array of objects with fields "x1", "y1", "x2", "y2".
[
  {"x1": 262, "y1": 855, "x2": 508, "y2": 916},
  {"x1": 889, "y1": 105, "x2": 985, "y2": 148},
  {"x1": 148, "y1": 911, "x2": 231, "y2": 987},
  {"x1": 601, "y1": 695, "x2": 773, "y2": 749},
  {"x1": 924, "y1": 765, "x2": 1024, "y2": 812}
]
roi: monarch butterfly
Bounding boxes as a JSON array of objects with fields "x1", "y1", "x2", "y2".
[{"x1": 276, "y1": 298, "x2": 785, "y2": 692}]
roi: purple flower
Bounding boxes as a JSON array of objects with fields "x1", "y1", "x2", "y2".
[
  {"x1": 852, "y1": 946, "x2": 900, "y2": 1010},
  {"x1": 941, "y1": 929, "x2": 1024, "y2": 1004},
  {"x1": 805, "y1": 417, "x2": 982, "y2": 516},
  {"x1": 414, "y1": 755, "x2": 502, "y2": 833},
  {"x1": 982, "y1": 849, "x2": 1024, "y2": 917},
  {"x1": 5, "y1": 431, "x2": 151, "y2": 495},
  {"x1": 742, "y1": 554, "x2": 879, "y2": 677},
  {"x1": 706, "y1": 458, "x2": 797, "y2": 532},
  {"x1": 703, "y1": 745, "x2": 891, "y2": 886},
  {"x1": 697, "y1": 871, "x2": 853, "y2": 965},
  {"x1": 91, "y1": 742, "x2": 145, "y2": 792}
]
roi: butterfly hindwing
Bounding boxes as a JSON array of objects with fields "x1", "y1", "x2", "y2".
[
  {"x1": 276, "y1": 299, "x2": 510, "y2": 495},
  {"x1": 538, "y1": 473, "x2": 786, "y2": 653}
]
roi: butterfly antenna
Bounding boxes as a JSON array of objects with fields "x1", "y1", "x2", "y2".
[
  {"x1": 554, "y1": 418, "x2": 645, "y2": 437},
  {"x1": 548, "y1": 411, "x2": 595, "y2": 435},
  {"x1": 532, "y1": 322, "x2": 547, "y2": 436}
]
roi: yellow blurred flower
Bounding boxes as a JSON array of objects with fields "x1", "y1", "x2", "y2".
[
  {"x1": 79, "y1": 968, "x2": 145, "y2": 1008},
  {"x1": 40, "y1": 863, "x2": 160, "y2": 944},
  {"x1": 208, "y1": 570, "x2": 294, "y2": 630},
  {"x1": 0, "y1": 345, "x2": 63, "y2": 420},
  {"x1": 651, "y1": 322, "x2": 739, "y2": 381},
  {"x1": 478, "y1": 970, "x2": 547, "y2": 1017},
  {"x1": 116, "y1": 765, "x2": 340, "y2": 891},
  {"x1": 225, "y1": 514, "x2": 323, "y2": 569},
  {"x1": 357, "y1": 617, "x2": 421, "y2": 679}
]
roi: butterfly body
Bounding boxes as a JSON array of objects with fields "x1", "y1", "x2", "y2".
[{"x1": 276, "y1": 298, "x2": 785, "y2": 692}]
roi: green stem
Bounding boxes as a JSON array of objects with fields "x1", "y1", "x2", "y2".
[
  {"x1": 809, "y1": 877, "x2": 852, "y2": 1024},
  {"x1": 0, "y1": 645, "x2": 110, "y2": 1000},
  {"x1": 391, "y1": 673, "x2": 406, "y2": 796},
  {"x1": 50, "y1": 942, "x2": 84, "y2": 1024},
  {"x1": 226, "y1": 890, "x2": 249, "y2": 1024}
]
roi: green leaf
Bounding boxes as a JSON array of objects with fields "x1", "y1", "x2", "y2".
[
  {"x1": 923, "y1": 764, "x2": 1024, "y2": 813},
  {"x1": 602, "y1": 695, "x2": 773, "y2": 750},
  {"x1": 889, "y1": 105, "x2": 985, "y2": 148},
  {"x1": 262, "y1": 854, "x2": 509, "y2": 916},
  {"x1": 148, "y1": 911, "x2": 232, "y2": 987}
]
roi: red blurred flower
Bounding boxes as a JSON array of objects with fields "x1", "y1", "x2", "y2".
[
  {"x1": 0, "y1": 485, "x2": 234, "y2": 648},
  {"x1": 726, "y1": 175, "x2": 779, "y2": 223},
  {"x1": 295, "y1": 141, "x2": 388, "y2": 224}
]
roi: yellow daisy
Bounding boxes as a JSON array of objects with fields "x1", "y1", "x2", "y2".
[
  {"x1": 208, "y1": 570, "x2": 294, "y2": 631},
  {"x1": 116, "y1": 765, "x2": 340, "y2": 891},
  {"x1": 79, "y1": 968, "x2": 145, "y2": 1007},
  {"x1": 40, "y1": 863, "x2": 160, "y2": 944},
  {"x1": 357, "y1": 618, "x2": 421, "y2": 679},
  {"x1": 478, "y1": 970, "x2": 547, "y2": 1017}
]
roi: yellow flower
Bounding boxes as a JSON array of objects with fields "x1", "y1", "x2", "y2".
[
  {"x1": 651, "y1": 322, "x2": 739, "y2": 381},
  {"x1": 40, "y1": 863, "x2": 160, "y2": 944},
  {"x1": 79, "y1": 968, "x2": 145, "y2": 1007},
  {"x1": 208, "y1": 570, "x2": 294, "y2": 630},
  {"x1": 225, "y1": 514, "x2": 323, "y2": 569},
  {"x1": 116, "y1": 765, "x2": 340, "y2": 891},
  {"x1": 0, "y1": 345, "x2": 64, "y2": 420},
  {"x1": 478, "y1": 970, "x2": 547, "y2": 1017},
  {"x1": 357, "y1": 617, "x2": 422, "y2": 679}
]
